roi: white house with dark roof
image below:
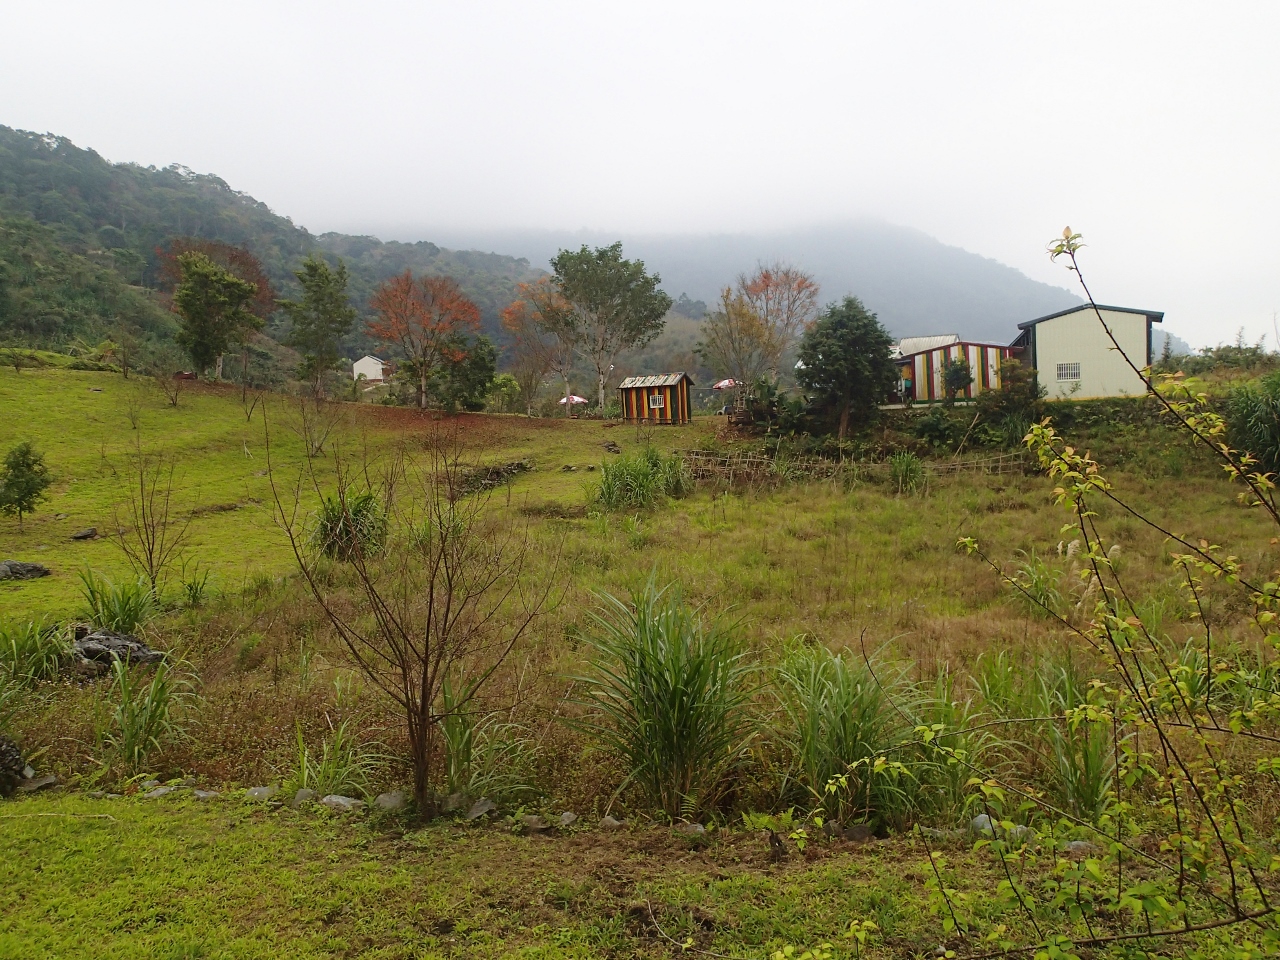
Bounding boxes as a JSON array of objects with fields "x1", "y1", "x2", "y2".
[
  {"x1": 1011, "y1": 304, "x2": 1163, "y2": 400},
  {"x1": 352, "y1": 355, "x2": 385, "y2": 383}
]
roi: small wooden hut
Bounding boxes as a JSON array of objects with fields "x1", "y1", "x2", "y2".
[{"x1": 617, "y1": 373, "x2": 694, "y2": 424}]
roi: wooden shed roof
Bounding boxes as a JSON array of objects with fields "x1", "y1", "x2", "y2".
[{"x1": 618, "y1": 373, "x2": 692, "y2": 389}]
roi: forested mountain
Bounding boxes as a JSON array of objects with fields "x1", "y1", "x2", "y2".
[
  {"x1": 0, "y1": 125, "x2": 541, "y2": 351},
  {"x1": 427, "y1": 224, "x2": 1084, "y2": 343}
]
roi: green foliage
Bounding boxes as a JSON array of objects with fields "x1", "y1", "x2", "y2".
[
  {"x1": 104, "y1": 657, "x2": 191, "y2": 773},
  {"x1": 311, "y1": 489, "x2": 387, "y2": 562},
  {"x1": 888, "y1": 450, "x2": 925, "y2": 495},
  {"x1": 976, "y1": 358, "x2": 1044, "y2": 426},
  {"x1": 78, "y1": 569, "x2": 158, "y2": 633},
  {"x1": 1036, "y1": 656, "x2": 1115, "y2": 824},
  {"x1": 796, "y1": 297, "x2": 896, "y2": 439},
  {"x1": 1226, "y1": 371, "x2": 1280, "y2": 474},
  {"x1": 440, "y1": 679, "x2": 537, "y2": 805},
  {"x1": 913, "y1": 407, "x2": 961, "y2": 448},
  {"x1": 594, "y1": 448, "x2": 690, "y2": 511},
  {"x1": 485, "y1": 372, "x2": 521, "y2": 413},
  {"x1": 0, "y1": 619, "x2": 70, "y2": 684},
  {"x1": 775, "y1": 644, "x2": 915, "y2": 826},
  {"x1": 0, "y1": 440, "x2": 53, "y2": 527},
  {"x1": 1163, "y1": 332, "x2": 1277, "y2": 376},
  {"x1": 288, "y1": 720, "x2": 381, "y2": 799},
  {"x1": 277, "y1": 255, "x2": 357, "y2": 388},
  {"x1": 428, "y1": 334, "x2": 496, "y2": 413},
  {"x1": 1009, "y1": 550, "x2": 1066, "y2": 619},
  {"x1": 573, "y1": 580, "x2": 754, "y2": 819},
  {"x1": 172, "y1": 252, "x2": 261, "y2": 375},
  {"x1": 941, "y1": 357, "x2": 972, "y2": 404}
]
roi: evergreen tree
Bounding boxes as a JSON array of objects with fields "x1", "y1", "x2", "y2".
[
  {"x1": 173, "y1": 252, "x2": 260, "y2": 375},
  {"x1": 279, "y1": 255, "x2": 357, "y2": 394},
  {"x1": 796, "y1": 296, "x2": 895, "y2": 439},
  {"x1": 0, "y1": 442, "x2": 52, "y2": 530}
]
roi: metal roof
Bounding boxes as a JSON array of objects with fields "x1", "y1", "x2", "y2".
[
  {"x1": 618, "y1": 373, "x2": 692, "y2": 389},
  {"x1": 1017, "y1": 304, "x2": 1163, "y2": 330},
  {"x1": 893, "y1": 334, "x2": 959, "y2": 358}
]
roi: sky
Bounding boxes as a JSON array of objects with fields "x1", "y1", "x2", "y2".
[{"x1": 3, "y1": 1, "x2": 1277, "y2": 348}]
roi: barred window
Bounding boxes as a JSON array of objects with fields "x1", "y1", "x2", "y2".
[
  {"x1": 649, "y1": 393, "x2": 665, "y2": 409},
  {"x1": 1056, "y1": 362, "x2": 1081, "y2": 381}
]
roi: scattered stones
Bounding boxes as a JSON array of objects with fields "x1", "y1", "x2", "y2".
[
  {"x1": 441, "y1": 792, "x2": 468, "y2": 813},
  {"x1": 291, "y1": 788, "x2": 316, "y2": 808},
  {"x1": 87, "y1": 790, "x2": 107, "y2": 799},
  {"x1": 1007, "y1": 824, "x2": 1034, "y2": 844},
  {"x1": 521, "y1": 814, "x2": 552, "y2": 832},
  {"x1": 969, "y1": 814, "x2": 996, "y2": 837},
  {"x1": 319, "y1": 795, "x2": 364, "y2": 813},
  {"x1": 193, "y1": 790, "x2": 220, "y2": 801},
  {"x1": 245, "y1": 785, "x2": 277, "y2": 801},
  {"x1": 0, "y1": 560, "x2": 50, "y2": 581},
  {"x1": 141, "y1": 780, "x2": 161, "y2": 789},
  {"x1": 585, "y1": 464, "x2": 596, "y2": 471},
  {"x1": 560, "y1": 464, "x2": 576, "y2": 472},
  {"x1": 599, "y1": 815, "x2": 624, "y2": 830},
  {"x1": 457, "y1": 460, "x2": 532, "y2": 496},
  {"x1": 918, "y1": 826, "x2": 964, "y2": 841},
  {"x1": 17, "y1": 774, "x2": 59, "y2": 793},
  {"x1": 674, "y1": 822, "x2": 706, "y2": 836},
  {"x1": 1065, "y1": 840, "x2": 1098, "y2": 859},
  {"x1": 375, "y1": 791, "x2": 405, "y2": 811},
  {"x1": 144, "y1": 786, "x2": 176, "y2": 799},
  {"x1": 73, "y1": 629, "x2": 164, "y2": 676},
  {"x1": 602, "y1": 441, "x2": 622, "y2": 454},
  {"x1": 55, "y1": 513, "x2": 68, "y2": 520},
  {"x1": 70, "y1": 527, "x2": 97, "y2": 540},
  {"x1": 559, "y1": 811, "x2": 577, "y2": 828},
  {"x1": 465, "y1": 798, "x2": 495, "y2": 820},
  {"x1": 844, "y1": 823, "x2": 875, "y2": 843},
  {"x1": 177, "y1": 776, "x2": 197, "y2": 787}
]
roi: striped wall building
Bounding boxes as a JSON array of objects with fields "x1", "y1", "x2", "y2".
[
  {"x1": 617, "y1": 373, "x2": 694, "y2": 424},
  {"x1": 897, "y1": 341, "x2": 1017, "y2": 403}
]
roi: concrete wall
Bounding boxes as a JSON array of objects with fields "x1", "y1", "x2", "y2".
[{"x1": 1034, "y1": 308, "x2": 1152, "y2": 399}]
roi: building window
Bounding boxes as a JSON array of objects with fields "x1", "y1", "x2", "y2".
[
  {"x1": 1056, "y1": 362, "x2": 1081, "y2": 381},
  {"x1": 649, "y1": 393, "x2": 665, "y2": 409}
]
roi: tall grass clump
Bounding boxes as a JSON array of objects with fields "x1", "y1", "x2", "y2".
[
  {"x1": 775, "y1": 644, "x2": 917, "y2": 828},
  {"x1": 1036, "y1": 655, "x2": 1116, "y2": 824},
  {"x1": 78, "y1": 570, "x2": 157, "y2": 633},
  {"x1": 1225, "y1": 371, "x2": 1280, "y2": 474},
  {"x1": 103, "y1": 657, "x2": 191, "y2": 773},
  {"x1": 888, "y1": 450, "x2": 925, "y2": 495},
  {"x1": 595, "y1": 448, "x2": 691, "y2": 511},
  {"x1": 441, "y1": 678, "x2": 537, "y2": 805},
  {"x1": 0, "y1": 620, "x2": 70, "y2": 683},
  {"x1": 312, "y1": 489, "x2": 387, "y2": 561},
  {"x1": 573, "y1": 580, "x2": 754, "y2": 820},
  {"x1": 288, "y1": 720, "x2": 382, "y2": 799}
]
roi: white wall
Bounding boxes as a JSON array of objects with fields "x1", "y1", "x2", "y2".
[
  {"x1": 1034, "y1": 308, "x2": 1152, "y2": 399},
  {"x1": 353, "y1": 357, "x2": 384, "y2": 381}
]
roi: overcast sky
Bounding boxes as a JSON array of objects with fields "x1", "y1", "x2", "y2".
[{"x1": 4, "y1": 1, "x2": 1277, "y2": 347}]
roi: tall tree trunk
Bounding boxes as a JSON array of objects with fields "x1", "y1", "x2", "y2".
[
  {"x1": 598, "y1": 370, "x2": 606, "y2": 412},
  {"x1": 564, "y1": 377, "x2": 572, "y2": 417},
  {"x1": 420, "y1": 366, "x2": 428, "y2": 409},
  {"x1": 215, "y1": 354, "x2": 223, "y2": 380},
  {"x1": 838, "y1": 402, "x2": 850, "y2": 440}
]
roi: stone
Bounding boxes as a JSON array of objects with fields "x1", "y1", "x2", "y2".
[
  {"x1": 844, "y1": 823, "x2": 874, "y2": 843},
  {"x1": 465, "y1": 798, "x2": 495, "y2": 820},
  {"x1": 602, "y1": 441, "x2": 622, "y2": 454},
  {"x1": 675, "y1": 822, "x2": 706, "y2": 836},
  {"x1": 559, "y1": 811, "x2": 577, "y2": 827},
  {"x1": 0, "y1": 560, "x2": 51, "y2": 582},
  {"x1": 521, "y1": 814, "x2": 552, "y2": 832},
  {"x1": 441, "y1": 791, "x2": 468, "y2": 813},
  {"x1": 70, "y1": 527, "x2": 97, "y2": 540},
  {"x1": 291, "y1": 788, "x2": 316, "y2": 808},
  {"x1": 245, "y1": 785, "x2": 277, "y2": 801},
  {"x1": 74, "y1": 629, "x2": 164, "y2": 670},
  {"x1": 193, "y1": 789, "x2": 220, "y2": 800},
  {"x1": 1007, "y1": 824, "x2": 1034, "y2": 844},
  {"x1": 918, "y1": 826, "x2": 963, "y2": 841},
  {"x1": 16, "y1": 774, "x2": 59, "y2": 793},
  {"x1": 141, "y1": 779, "x2": 160, "y2": 789},
  {"x1": 599, "y1": 815, "x2": 624, "y2": 830},
  {"x1": 969, "y1": 814, "x2": 996, "y2": 837},
  {"x1": 87, "y1": 790, "x2": 107, "y2": 799},
  {"x1": 375, "y1": 791, "x2": 405, "y2": 811},
  {"x1": 319, "y1": 795, "x2": 364, "y2": 813},
  {"x1": 23, "y1": 765, "x2": 35, "y2": 780},
  {"x1": 1065, "y1": 840, "x2": 1098, "y2": 859},
  {"x1": 560, "y1": 464, "x2": 576, "y2": 472},
  {"x1": 177, "y1": 776, "x2": 197, "y2": 787},
  {"x1": 144, "y1": 786, "x2": 176, "y2": 799},
  {"x1": 55, "y1": 514, "x2": 68, "y2": 520}
]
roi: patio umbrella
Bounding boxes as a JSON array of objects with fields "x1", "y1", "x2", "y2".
[
  {"x1": 558, "y1": 395, "x2": 589, "y2": 404},
  {"x1": 712, "y1": 379, "x2": 738, "y2": 390}
]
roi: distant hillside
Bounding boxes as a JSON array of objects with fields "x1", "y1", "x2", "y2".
[
  {"x1": 0, "y1": 125, "x2": 541, "y2": 349},
  {"x1": 426, "y1": 224, "x2": 1083, "y2": 344}
]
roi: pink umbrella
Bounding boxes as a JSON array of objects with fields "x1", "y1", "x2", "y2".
[
  {"x1": 712, "y1": 379, "x2": 738, "y2": 390},
  {"x1": 558, "y1": 395, "x2": 589, "y2": 404}
]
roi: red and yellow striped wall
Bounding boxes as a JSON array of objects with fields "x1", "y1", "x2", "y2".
[
  {"x1": 618, "y1": 376, "x2": 692, "y2": 424},
  {"x1": 898, "y1": 343, "x2": 1015, "y2": 403}
]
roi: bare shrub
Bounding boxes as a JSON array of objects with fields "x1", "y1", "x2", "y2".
[{"x1": 112, "y1": 443, "x2": 191, "y2": 596}]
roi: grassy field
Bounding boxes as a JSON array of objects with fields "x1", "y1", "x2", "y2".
[{"x1": 3, "y1": 366, "x2": 1279, "y2": 958}]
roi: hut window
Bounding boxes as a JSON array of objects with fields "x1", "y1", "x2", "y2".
[
  {"x1": 1056, "y1": 362, "x2": 1081, "y2": 381},
  {"x1": 649, "y1": 394, "x2": 665, "y2": 409}
]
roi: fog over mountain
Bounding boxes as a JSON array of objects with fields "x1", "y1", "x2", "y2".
[{"x1": 422, "y1": 223, "x2": 1082, "y2": 345}]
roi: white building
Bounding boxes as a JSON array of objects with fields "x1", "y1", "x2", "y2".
[
  {"x1": 1012, "y1": 305, "x2": 1163, "y2": 400},
  {"x1": 352, "y1": 355, "x2": 385, "y2": 383}
]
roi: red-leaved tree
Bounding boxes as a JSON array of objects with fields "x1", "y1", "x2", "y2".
[
  {"x1": 500, "y1": 278, "x2": 576, "y2": 416},
  {"x1": 738, "y1": 262, "x2": 819, "y2": 378},
  {"x1": 368, "y1": 272, "x2": 481, "y2": 408}
]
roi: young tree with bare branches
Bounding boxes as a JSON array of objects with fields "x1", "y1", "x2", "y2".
[
  {"x1": 695, "y1": 287, "x2": 775, "y2": 389},
  {"x1": 738, "y1": 262, "x2": 819, "y2": 377},
  {"x1": 113, "y1": 444, "x2": 192, "y2": 595},
  {"x1": 501, "y1": 278, "x2": 577, "y2": 416}
]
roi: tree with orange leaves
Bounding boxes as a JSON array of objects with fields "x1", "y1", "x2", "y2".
[
  {"x1": 368, "y1": 271, "x2": 481, "y2": 409},
  {"x1": 500, "y1": 278, "x2": 577, "y2": 416},
  {"x1": 737, "y1": 262, "x2": 819, "y2": 378}
]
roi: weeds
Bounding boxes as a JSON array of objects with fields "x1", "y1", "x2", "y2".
[
  {"x1": 594, "y1": 448, "x2": 690, "y2": 511},
  {"x1": 0, "y1": 619, "x2": 69, "y2": 683},
  {"x1": 78, "y1": 569, "x2": 157, "y2": 633},
  {"x1": 573, "y1": 580, "x2": 754, "y2": 819},
  {"x1": 441, "y1": 679, "x2": 537, "y2": 805},
  {"x1": 104, "y1": 658, "x2": 191, "y2": 773},
  {"x1": 311, "y1": 488, "x2": 387, "y2": 561},
  {"x1": 288, "y1": 720, "x2": 380, "y2": 799},
  {"x1": 888, "y1": 450, "x2": 925, "y2": 496}
]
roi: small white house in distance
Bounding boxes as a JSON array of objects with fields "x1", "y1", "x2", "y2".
[
  {"x1": 352, "y1": 355, "x2": 385, "y2": 383},
  {"x1": 1012, "y1": 305, "x2": 1163, "y2": 400}
]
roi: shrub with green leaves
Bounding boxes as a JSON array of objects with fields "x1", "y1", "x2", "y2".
[
  {"x1": 1226, "y1": 372, "x2": 1280, "y2": 475},
  {"x1": 888, "y1": 450, "x2": 925, "y2": 495},
  {"x1": 311, "y1": 489, "x2": 387, "y2": 561},
  {"x1": 573, "y1": 580, "x2": 754, "y2": 820},
  {"x1": 594, "y1": 448, "x2": 690, "y2": 511},
  {"x1": 0, "y1": 619, "x2": 69, "y2": 684},
  {"x1": 288, "y1": 720, "x2": 382, "y2": 799},
  {"x1": 78, "y1": 570, "x2": 157, "y2": 633},
  {"x1": 441, "y1": 678, "x2": 537, "y2": 806},
  {"x1": 104, "y1": 658, "x2": 192, "y2": 773}
]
